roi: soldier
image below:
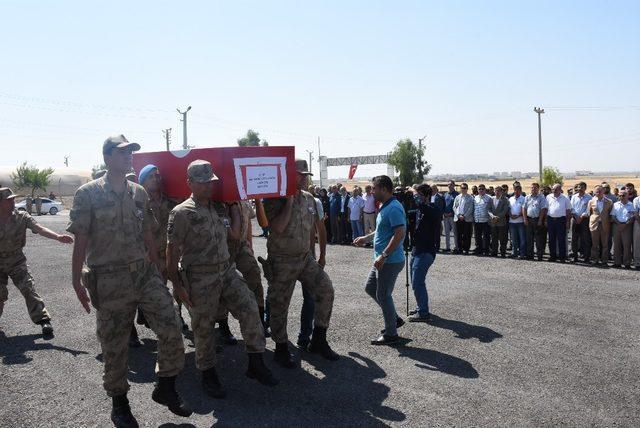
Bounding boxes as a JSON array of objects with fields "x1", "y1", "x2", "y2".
[
  {"x1": 262, "y1": 159, "x2": 338, "y2": 368},
  {"x1": 129, "y1": 165, "x2": 187, "y2": 348},
  {"x1": 68, "y1": 135, "x2": 191, "y2": 428},
  {"x1": 167, "y1": 160, "x2": 277, "y2": 399},
  {"x1": 0, "y1": 187, "x2": 73, "y2": 336},
  {"x1": 215, "y1": 199, "x2": 267, "y2": 345},
  {"x1": 34, "y1": 195, "x2": 42, "y2": 216},
  {"x1": 25, "y1": 195, "x2": 33, "y2": 215}
]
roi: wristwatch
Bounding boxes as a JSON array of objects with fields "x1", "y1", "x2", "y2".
[{"x1": 381, "y1": 251, "x2": 389, "y2": 259}]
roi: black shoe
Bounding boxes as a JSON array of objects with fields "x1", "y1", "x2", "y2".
[
  {"x1": 152, "y1": 376, "x2": 193, "y2": 416},
  {"x1": 217, "y1": 319, "x2": 238, "y2": 345},
  {"x1": 111, "y1": 395, "x2": 139, "y2": 428},
  {"x1": 307, "y1": 327, "x2": 339, "y2": 361},
  {"x1": 381, "y1": 316, "x2": 405, "y2": 334},
  {"x1": 371, "y1": 334, "x2": 399, "y2": 346},
  {"x1": 408, "y1": 309, "x2": 419, "y2": 316},
  {"x1": 38, "y1": 320, "x2": 53, "y2": 337},
  {"x1": 200, "y1": 367, "x2": 227, "y2": 399},
  {"x1": 613, "y1": 264, "x2": 622, "y2": 268},
  {"x1": 625, "y1": 265, "x2": 631, "y2": 269},
  {"x1": 500, "y1": 254, "x2": 506, "y2": 258},
  {"x1": 246, "y1": 353, "x2": 279, "y2": 386},
  {"x1": 129, "y1": 326, "x2": 142, "y2": 348},
  {"x1": 274, "y1": 342, "x2": 296, "y2": 368},
  {"x1": 408, "y1": 313, "x2": 431, "y2": 323},
  {"x1": 537, "y1": 256, "x2": 543, "y2": 261},
  {"x1": 548, "y1": 257, "x2": 557, "y2": 262}
]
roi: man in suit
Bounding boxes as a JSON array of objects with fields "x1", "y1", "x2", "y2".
[
  {"x1": 489, "y1": 185, "x2": 509, "y2": 257},
  {"x1": 430, "y1": 185, "x2": 445, "y2": 252},
  {"x1": 588, "y1": 185, "x2": 613, "y2": 266},
  {"x1": 453, "y1": 183, "x2": 474, "y2": 255}
]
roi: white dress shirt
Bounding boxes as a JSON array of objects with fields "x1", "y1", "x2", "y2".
[
  {"x1": 546, "y1": 194, "x2": 571, "y2": 218},
  {"x1": 508, "y1": 195, "x2": 525, "y2": 224},
  {"x1": 611, "y1": 201, "x2": 634, "y2": 223}
]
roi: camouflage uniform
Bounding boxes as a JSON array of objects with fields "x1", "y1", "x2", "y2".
[
  {"x1": 168, "y1": 197, "x2": 265, "y2": 371},
  {"x1": 0, "y1": 210, "x2": 50, "y2": 322},
  {"x1": 67, "y1": 176, "x2": 185, "y2": 397},
  {"x1": 149, "y1": 194, "x2": 176, "y2": 280},
  {"x1": 263, "y1": 191, "x2": 334, "y2": 344},
  {"x1": 216, "y1": 201, "x2": 264, "y2": 319}
]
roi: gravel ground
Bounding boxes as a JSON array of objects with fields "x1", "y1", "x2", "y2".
[{"x1": 1, "y1": 212, "x2": 639, "y2": 427}]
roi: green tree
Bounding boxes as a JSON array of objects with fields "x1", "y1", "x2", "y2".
[
  {"x1": 387, "y1": 139, "x2": 430, "y2": 187},
  {"x1": 10, "y1": 162, "x2": 55, "y2": 197},
  {"x1": 237, "y1": 129, "x2": 269, "y2": 147},
  {"x1": 541, "y1": 166, "x2": 563, "y2": 187},
  {"x1": 91, "y1": 163, "x2": 107, "y2": 179}
]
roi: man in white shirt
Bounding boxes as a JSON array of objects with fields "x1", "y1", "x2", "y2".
[
  {"x1": 570, "y1": 182, "x2": 593, "y2": 263},
  {"x1": 508, "y1": 184, "x2": 526, "y2": 258},
  {"x1": 546, "y1": 184, "x2": 572, "y2": 262},
  {"x1": 633, "y1": 195, "x2": 640, "y2": 270},
  {"x1": 611, "y1": 191, "x2": 635, "y2": 268},
  {"x1": 348, "y1": 187, "x2": 366, "y2": 239},
  {"x1": 362, "y1": 185, "x2": 377, "y2": 235}
]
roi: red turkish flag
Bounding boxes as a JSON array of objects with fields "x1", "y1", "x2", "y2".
[{"x1": 348, "y1": 164, "x2": 358, "y2": 179}]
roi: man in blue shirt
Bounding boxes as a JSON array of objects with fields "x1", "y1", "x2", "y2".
[
  {"x1": 442, "y1": 181, "x2": 459, "y2": 252},
  {"x1": 329, "y1": 186, "x2": 342, "y2": 244},
  {"x1": 355, "y1": 175, "x2": 406, "y2": 345}
]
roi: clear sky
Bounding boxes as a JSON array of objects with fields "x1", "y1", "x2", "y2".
[{"x1": 1, "y1": 1, "x2": 638, "y2": 178}]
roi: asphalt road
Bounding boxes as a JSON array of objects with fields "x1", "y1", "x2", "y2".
[{"x1": 1, "y1": 212, "x2": 639, "y2": 427}]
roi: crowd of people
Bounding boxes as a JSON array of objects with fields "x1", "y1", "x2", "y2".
[
  {"x1": 2, "y1": 133, "x2": 638, "y2": 427},
  {"x1": 304, "y1": 179, "x2": 640, "y2": 270}
]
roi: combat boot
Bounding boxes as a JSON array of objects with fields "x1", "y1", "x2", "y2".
[
  {"x1": 38, "y1": 320, "x2": 54, "y2": 337},
  {"x1": 308, "y1": 327, "x2": 339, "y2": 361},
  {"x1": 151, "y1": 376, "x2": 193, "y2": 417},
  {"x1": 217, "y1": 319, "x2": 238, "y2": 345},
  {"x1": 273, "y1": 342, "x2": 296, "y2": 368},
  {"x1": 201, "y1": 367, "x2": 227, "y2": 399},
  {"x1": 111, "y1": 394, "x2": 139, "y2": 428},
  {"x1": 246, "y1": 353, "x2": 279, "y2": 386}
]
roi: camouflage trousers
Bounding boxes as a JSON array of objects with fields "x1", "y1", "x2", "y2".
[
  {"x1": 0, "y1": 251, "x2": 50, "y2": 323},
  {"x1": 186, "y1": 264, "x2": 265, "y2": 371},
  {"x1": 87, "y1": 260, "x2": 184, "y2": 397},
  {"x1": 216, "y1": 241, "x2": 264, "y2": 320},
  {"x1": 266, "y1": 252, "x2": 334, "y2": 343}
]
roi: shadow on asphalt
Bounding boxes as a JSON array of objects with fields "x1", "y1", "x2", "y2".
[
  {"x1": 396, "y1": 344, "x2": 479, "y2": 379},
  {"x1": 0, "y1": 331, "x2": 88, "y2": 365},
  {"x1": 428, "y1": 314, "x2": 503, "y2": 343}
]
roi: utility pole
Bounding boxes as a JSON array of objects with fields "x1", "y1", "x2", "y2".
[
  {"x1": 64, "y1": 156, "x2": 69, "y2": 167},
  {"x1": 162, "y1": 128, "x2": 172, "y2": 151},
  {"x1": 418, "y1": 134, "x2": 427, "y2": 181},
  {"x1": 534, "y1": 107, "x2": 545, "y2": 181},
  {"x1": 176, "y1": 106, "x2": 192, "y2": 149},
  {"x1": 305, "y1": 149, "x2": 314, "y2": 175},
  {"x1": 317, "y1": 137, "x2": 322, "y2": 187}
]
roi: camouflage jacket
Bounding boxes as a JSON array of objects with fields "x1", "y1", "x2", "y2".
[
  {"x1": 168, "y1": 197, "x2": 229, "y2": 268},
  {"x1": 67, "y1": 176, "x2": 156, "y2": 267},
  {"x1": 264, "y1": 190, "x2": 317, "y2": 257},
  {"x1": 0, "y1": 210, "x2": 39, "y2": 254}
]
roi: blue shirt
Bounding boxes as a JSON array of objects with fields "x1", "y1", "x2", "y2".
[
  {"x1": 329, "y1": 193, "x2": 341, "y2": 215},
  {"x1": 374, "y1": 197, "x2": 406, "y2": 264},
  {"x1": 444, "y1": 190, "x2": 459, "y2": 214}
]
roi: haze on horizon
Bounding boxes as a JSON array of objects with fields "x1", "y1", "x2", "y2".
[{"x1": 0, "y1": 1, "x2": 638, "y2": 179}]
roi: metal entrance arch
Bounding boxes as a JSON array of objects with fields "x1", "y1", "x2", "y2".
[{"x1": 318, "y1": 155, "x2": 394, "y2": 186}]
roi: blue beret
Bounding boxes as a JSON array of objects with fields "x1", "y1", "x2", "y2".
[{"x1": 138, "y1": 164, "x2": 158, "y2": 184}]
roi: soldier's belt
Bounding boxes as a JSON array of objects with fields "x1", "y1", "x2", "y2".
[
  {"x1": 91, "y1": 259, "x2": 146, "y2": 274},
  {"x1": 187, "y1": 262, "x2": 229, "y2": 274}
]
